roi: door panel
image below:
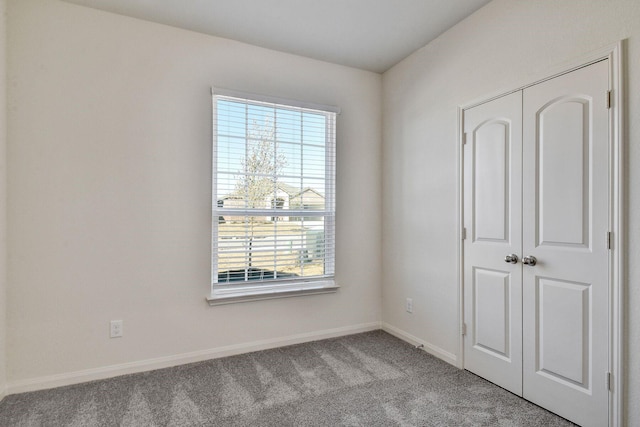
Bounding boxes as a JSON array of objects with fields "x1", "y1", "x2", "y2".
[
  {"x1": 522, "y1": 60, "x2": 609, "y2": 427},
  {"x1": 473, "y1": 268, "x2": 511, "y2": 359},
  {"x1": 536, "y1": 277, "x2": 590, "y2": 387},
  {"x1": 463, "y1": 91, "x2": 523, "y2": 395},
  {"x1": 537, "y1": 98, "x2": 591, "y2": 248},
  {"x1": 474, "y1": 121, "x2": 510, "y2": 242}
]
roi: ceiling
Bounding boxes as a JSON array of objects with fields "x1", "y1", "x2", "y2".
[{"x1": 62, "y1": 0, "x2": 491, "y2": 73}]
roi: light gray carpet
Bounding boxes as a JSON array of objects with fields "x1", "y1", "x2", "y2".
[{"x1": 0, "y1": 331, "x2": 574, "y2": 426}]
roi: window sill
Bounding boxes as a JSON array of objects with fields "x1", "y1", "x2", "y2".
[{"x1": 206, "y1": 280, "x2": 339, "y2": 306}]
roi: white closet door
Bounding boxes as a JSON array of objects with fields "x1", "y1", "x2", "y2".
[
  {"x1": 522, "y1": 60, "x2": 609, "y2": 427},
  {"x1": 463, "y1": 91, "x2": 523, "y2": 395}
]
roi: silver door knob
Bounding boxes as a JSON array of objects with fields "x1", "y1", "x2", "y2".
[
  {"x1": 504, "y1": 254, "x2": 518, "y2": 264},
  {"x1": 522, "y1": 255, "x2": 537, "y2": 266}
]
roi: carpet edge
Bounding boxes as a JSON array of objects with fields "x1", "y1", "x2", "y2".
[
  {"x1": 6, "y1": 321, "x2": 382, "y2": 395},
  {"x1": 381, "y1": 322, "x2": 458, "y2": 366}
]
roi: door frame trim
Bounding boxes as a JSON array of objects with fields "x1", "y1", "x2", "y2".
[{"x1": 456, "y1": 41, "x2": 625, "y2": 427}]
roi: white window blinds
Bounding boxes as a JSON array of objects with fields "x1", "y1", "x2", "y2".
[{"x1": 211, "y1": 89, "x2": 337, "y2": 292}]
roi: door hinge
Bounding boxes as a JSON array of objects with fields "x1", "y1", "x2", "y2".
[
  {"x1": 462, "y1": 133, "x2": 468, "y2": 145},
  {"x1": 462, "y1": 228, "x2": 467, "y2": 240},
  {"x1": 606, "y1": 372, "x2": 612, "y2": 391},
  {"x1": 607, "y1": 90, "x2": 612, "y2": 109},
  {"x1": 462, "y1": 323, "x2": 467, "y2": 336},
  {"x1": 607, "y1": 231, "x2": 612, "y2": 250}
]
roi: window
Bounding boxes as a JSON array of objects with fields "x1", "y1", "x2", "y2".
[{"x1": 208, "y1": 89, "x2": 338, "y2": 304}]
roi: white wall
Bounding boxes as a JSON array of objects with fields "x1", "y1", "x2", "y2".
[
  {"x1": 6, "y1": 0, "x2": 382, "y2": 387},
  {"x1": 0, "y1": 0, "x2": 7, "y2": 401},
  {"x1": 382, "y1": 0, "x2": 639, "y2": 424}
]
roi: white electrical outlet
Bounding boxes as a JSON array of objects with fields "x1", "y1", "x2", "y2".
[
  {"x1": 110, "y1": 320, "x2": 123, "y2": 338},
  {"x1": 406, "y1": 298, "x2": 413, "y2": 313}
]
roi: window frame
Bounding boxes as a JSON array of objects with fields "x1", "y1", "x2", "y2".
[{"x1": 207, "y1": 88, "x2": 339, "y2": 305}]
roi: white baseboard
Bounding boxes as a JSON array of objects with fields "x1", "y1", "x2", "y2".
[
  {"x1": 7, "y1": 321, "x2": 381, "y2": 395},
  {"x1": 382, "y1": 322, "x2": 457, "y2": 366}
]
